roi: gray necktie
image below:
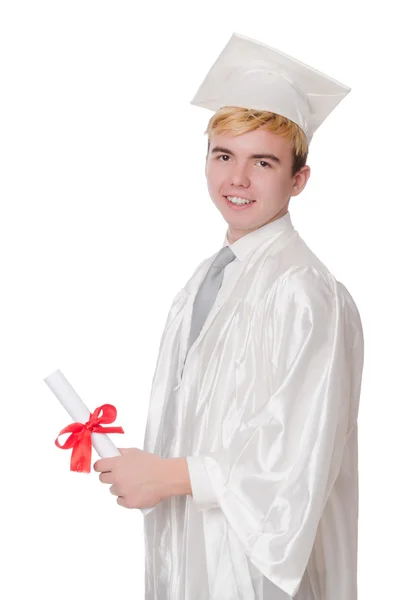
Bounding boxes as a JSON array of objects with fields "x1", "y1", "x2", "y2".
[{"x1": 187, "y1": 245, "x2": 236, "y2": 353}]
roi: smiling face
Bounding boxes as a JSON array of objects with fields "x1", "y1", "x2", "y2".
[{"x1": 205, "y1": 127, "x2": 311, "y2": 243}]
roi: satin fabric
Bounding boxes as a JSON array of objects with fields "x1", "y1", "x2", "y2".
[{"x1": 143, "y1": 225, "x2": 364, "y2": 599}]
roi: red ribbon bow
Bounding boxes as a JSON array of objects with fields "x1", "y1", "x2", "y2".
[{"x1": 55, "y1": 404, "x2": 124, "y2": 473}]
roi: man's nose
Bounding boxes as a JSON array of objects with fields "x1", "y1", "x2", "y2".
[{"x1": 230, "y1": 164, "x2": 250, "y2": 187}]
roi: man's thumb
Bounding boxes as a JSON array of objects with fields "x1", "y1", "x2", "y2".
[{"x1": 117, "y1": 447, "x2": 134, "y2": 455}]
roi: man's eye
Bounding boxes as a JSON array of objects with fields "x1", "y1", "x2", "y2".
[
  {"x1": 217, "y1": 155, "x2": 230, "y2": 161},
  {"x1": 258, "y1": 160, "x2": 270, "y2": 168}
]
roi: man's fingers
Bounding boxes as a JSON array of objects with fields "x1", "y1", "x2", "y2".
[
  {"x1": 93, "y1": 458, "x2": 114, "y2": 472},
  {"x1": 99, "y1": 472, "x2": 113, "y2": 484}
]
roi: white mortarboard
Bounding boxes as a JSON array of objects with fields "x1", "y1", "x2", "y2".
[{"x1": 190, "y1": 32, "x2": 351, "y2": 143}]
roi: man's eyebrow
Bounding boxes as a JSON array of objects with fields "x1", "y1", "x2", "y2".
[{"x1": 210, "y1": 146, "x2": 281, "y2": 164}]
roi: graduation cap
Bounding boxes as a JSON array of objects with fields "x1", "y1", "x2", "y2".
[{"x1": 190, "y1": 32, "x2": 351, "y2": 143}]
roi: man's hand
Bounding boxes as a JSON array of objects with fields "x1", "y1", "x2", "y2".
[{"x1": 93, "y1": 448, "x2": 192, "y2": 509}]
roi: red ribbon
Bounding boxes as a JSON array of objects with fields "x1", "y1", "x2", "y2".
[{"x1": 55, "y1": 404, "x2": 124, "y2": 473}]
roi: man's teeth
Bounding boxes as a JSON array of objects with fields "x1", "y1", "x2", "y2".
[{"x1": 227, "y1": 196, "x2": 255, "y2": 205}]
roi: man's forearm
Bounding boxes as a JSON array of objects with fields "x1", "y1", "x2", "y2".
[{"x1": 161, "y1": 457, "x2": 193, "y2": 499}]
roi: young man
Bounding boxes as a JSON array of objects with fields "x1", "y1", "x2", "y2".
[{"x1": 94, "y1": 33, "x2": 364, "y2": 599}]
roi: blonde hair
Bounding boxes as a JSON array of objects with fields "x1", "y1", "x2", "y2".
[{"x1": 205, "y1": 106, "x2": 308, "y2": 175}]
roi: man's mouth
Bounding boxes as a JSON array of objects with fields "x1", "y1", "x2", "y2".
[{"x1": 224, "y1": 195, "x2": 256, "y2": 209}]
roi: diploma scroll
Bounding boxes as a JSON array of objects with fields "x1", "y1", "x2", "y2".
[{"x1": 44, "y1": 369, "x2": 155, "y2": 516}]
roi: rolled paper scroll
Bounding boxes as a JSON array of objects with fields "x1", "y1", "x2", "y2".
[{"x1": 44, "y1": 368, "x2": 155, "y2": 516}]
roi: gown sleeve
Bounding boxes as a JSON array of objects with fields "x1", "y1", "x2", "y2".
[
  {"x1": 186, "y1": 265, "x2": 364, "y2": 597},
  {"x1": 187, "y1": 453, "x2": 219, "y2": 510}
]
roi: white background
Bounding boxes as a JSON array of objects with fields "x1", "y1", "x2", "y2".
[{"x1": 0, "y1": 1, "x2": 394, "y2": 598}]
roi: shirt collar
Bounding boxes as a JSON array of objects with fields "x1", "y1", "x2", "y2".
[{"x1": 221, "y1": 211, "x2": 294, "y2": 261}]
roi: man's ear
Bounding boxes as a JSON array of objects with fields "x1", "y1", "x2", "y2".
[
  {"x1": 291, "y1": 165, "x2": 311, "y2": 197},
  {"x1": 205, "y1": 138, "x2": 211, "y2": 176}
]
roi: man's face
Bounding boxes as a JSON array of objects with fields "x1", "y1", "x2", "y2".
[{"x1": 205, "y1": 128, "x2": 310, "y2": 242}]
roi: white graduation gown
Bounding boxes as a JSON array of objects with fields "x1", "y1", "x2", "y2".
[{"x1": 143, "y1": 216, "x2": 364, "y2": 599}]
